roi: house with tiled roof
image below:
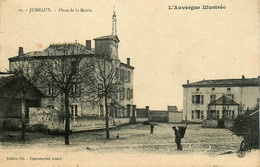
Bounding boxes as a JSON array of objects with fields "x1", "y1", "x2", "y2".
[
  {"x1": 182, "y1": 75, "x2": 259, "y2": 128},
  {"x1": 0, "y1": 73, "x2": 43, "y2": 129}
]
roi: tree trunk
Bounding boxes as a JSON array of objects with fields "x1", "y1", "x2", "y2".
[
  {"x1": 65, "y1": 92, "x2": 70, "y2": 145},
  {"x1": 21, "y1": 97, "x2": 25, "y2": 141},
  {"x1": 105, "y1": 95, "x2": 110, "y2": 139}
]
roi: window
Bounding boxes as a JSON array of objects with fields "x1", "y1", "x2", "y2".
[
  {"x1": 124, "y1": 71, "x2": 127, "y2": 82},
  {"x1": 226, "y1": 110, "x2": 235, "y2": 119},
  {"x1": 197, "y1": 110, "x2": 200, "y2": 119},
  {"x1": 210, "y1": 95, "x2": 216, "y2": 102},
  {"x1": 227, "y1": 88, "x2": 231, "y2": 92},
  {"x1": 70, "y1": 105, "x2": 78, "y2": 118},
  {"x1": 128, "y1": 71, "x2": 131, "y2": 83},
  {"x1": 70, "y1": 84, "x2": 78, "y2": 96},
  {"x1": 216, "y1": 110, "x2": 219, "y2": 119},
  {"x1": 98, "y1": 83, "x2": 103, "y2": 96},
  {"x1": 121, "y1": 69, "x2": 125, "y2": 81},
  {"x1": 127, "y1": 88, "x2": 130, "y2": 100},
  {"x1": 100, "y1": 105, "x2": 104, "y2": 116},
  {"x1": 48, "y1": 83, "x2": 54, "y2": 96},
  {"x1": 130, "y1": 89, "x2": 133, "y2": 99},
  {"x1": 196, "y1": 88, "x2": 200, "y2": 92},
  {"x1": 232, "y1": 110, "x2": 234, "y2": 119},
  {"x1": 201, "y1": 110, "x2": 204, "y2": 119},
  {"x1": 191, "y1": 110, "x2": 194, "y2": 119},
  {"x1": 211, "y1": 88, "x2": 215, "y2": 91},
  {"x1": 122, "y1": 87, "x2": 125, "y2": 100},
  {"x1": 195, "y1": 95, "x2": 200, "y2": 103},
  {"x1": 192, "y1": 95, "x2": 204, "y2": 104}
]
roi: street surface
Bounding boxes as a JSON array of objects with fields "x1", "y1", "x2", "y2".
[{"x1": 1, "y1": 123, "x2": 259, "y2": 167}]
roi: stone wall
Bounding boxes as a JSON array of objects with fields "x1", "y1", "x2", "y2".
[
  {"x1": 149, "y1": 110, "x2": 168, "y2": 122},
  {"x1": 136, "y1": 118, "x2": 148, "y2": 123},
  {"x1": 168, "y1": 112, "x2": 183, "y2": 123},
  {"x1": 29, "y1": 107, "x2": 60, "y2": 130},
  {"x1": 29, "y1": 107, "x2": 134, "y2": 132}
]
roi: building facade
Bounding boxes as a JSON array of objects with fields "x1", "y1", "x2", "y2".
[
  {"x1": 182, "y1": 76, "x2": 259, "y2": 124},
  {"x1": 8, "y1": 11, "x2": 134, "y2": 121}
]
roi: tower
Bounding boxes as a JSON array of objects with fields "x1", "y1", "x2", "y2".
[
  {"x1": 94, "y1": 7, "x2": 120, "y2": 59},
  {"x1": 112, "y1": 7, "x2": 117, "y2": 35}
]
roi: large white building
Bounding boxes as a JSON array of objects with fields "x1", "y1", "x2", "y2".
[
  {"x1": 182, "y1": 76, "x2": 259, "y2": 125},
  {"x1": 8, "y1": 10, "x2": 134, "y2": 119}
]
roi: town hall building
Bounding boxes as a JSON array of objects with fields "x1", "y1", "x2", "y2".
[{"x1": 8, "y1": 10, "x2": 134, "y2": 121}]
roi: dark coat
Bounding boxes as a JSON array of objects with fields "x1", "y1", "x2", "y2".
[{"x1": 173, "y1": 128, "x2": 181, "y2": 143}]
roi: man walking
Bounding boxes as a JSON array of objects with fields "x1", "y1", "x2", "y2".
[{"x1": 172, "y1": 126, "x2": 182, "y2": 151}]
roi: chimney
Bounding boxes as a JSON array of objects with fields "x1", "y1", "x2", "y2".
[
  {"x1": 18, "y1": 47, "x2": 23, "y2": 56},
  {"x1": 127, "y1": 58, "x2": 130, "y2": 66},
  {"x1": 242, "y1": 75, "x2": 245, "y2": 80},
  {"x1": 187, "y1": 80, "x2": 189, "y2": 84},
  {"x1": 86, "y1": 40, "x2": 91, "y2": 50}
]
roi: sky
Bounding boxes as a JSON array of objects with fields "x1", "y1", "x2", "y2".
[{"x1": 0, "y1": 0, "x2": 259, "y2": 110}]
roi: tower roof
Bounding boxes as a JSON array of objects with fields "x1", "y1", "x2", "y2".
[{"x1": 94, "y1": 35, "x2": 120, "y2": 43}]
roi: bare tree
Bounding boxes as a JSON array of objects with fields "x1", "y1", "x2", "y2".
[
  {"x1": 85, "y1": 52, "x2": 121, "y2": 139},
  {"x1": 9, "y1": 55, "x2": 43, "y2": 140},
  {"x1": 40, "y1": 43, "x2": 93, "y2": 145}
]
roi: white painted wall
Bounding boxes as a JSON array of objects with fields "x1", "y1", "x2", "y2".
[{"x1": 183, "y1": 86, "x2": 259, "y2": 122}]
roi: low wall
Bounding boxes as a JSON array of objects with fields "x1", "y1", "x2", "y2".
[
  {"x1": 114, "y1": 118, "x2": 130, "y2": 125},
  {"x1": 29, "y1": 107, "x2": 133, "y2": 132},
  {"x1": 149, "y1": 110, "x2": 168, "y2": 122},
  {"x1": 202, "y1": 120, "x2": 218, "y2": 128},
  {"x1": 29, "y1": 107, "x2": 60, "y2": 130},
  {"x1": 136, "y1": 118, "x2": 148, "y2": 123},
  {"x1": 0, "y1": 118, "x2": 22, "y2": 129},
  {"x1": 168, "y1": 112, "x2": 183, "y2": 123},
  {"x1": 136, "y1": 108, "x2": 148, "y2": 118},
  {"x1": 70, "y1": 116, "x2": 115, "y2": 132}
]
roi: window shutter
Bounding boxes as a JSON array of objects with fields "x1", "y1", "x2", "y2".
[
  {"x1": 192, "y1": 95, "x2": 194, "y2": 104},
  {"x1": 201, "y1": 95, "x2": 204, "y2": 104},
  {"x1": 122, "y1": 87, "x2": 125, "y2": 100}
]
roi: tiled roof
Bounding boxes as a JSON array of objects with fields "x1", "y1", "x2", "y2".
[
  {"x1": 9, "y1": 43, "x2": 95, "y2": 60},
  {"x1": 94, "y1": 35, "x2": 120, "y2": 42},
  {"x1": 209, "y1": 95, "x2": 239, "y2": 106},
  {"x1": 183, "y1": 77, "x2": 259, "y2": 87},
  {"x1": 0, "y1": 73, "x2": 44, "y2": 96}
]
